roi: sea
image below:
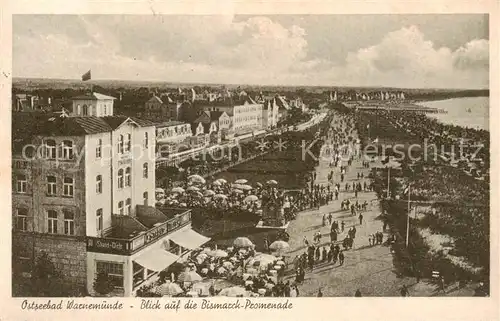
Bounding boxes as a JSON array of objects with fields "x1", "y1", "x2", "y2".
[{"x1": 417, "y1": 96, "x2": 489, "y2": 131}]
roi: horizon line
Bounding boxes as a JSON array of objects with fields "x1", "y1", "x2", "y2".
[{"x1": 12, "y1": 76, "x2": 490, "y2": 92}]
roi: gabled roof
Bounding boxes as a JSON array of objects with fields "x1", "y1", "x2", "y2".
[
  {"x1": 209, "y1": 111, "x2": 225, "y2": 121},
  {"x1": 71, "y1": 92, "x2": 116, "y2": 100},
  {"x1": 147, "y1": 95, "x2": 163, "y2": 104}
]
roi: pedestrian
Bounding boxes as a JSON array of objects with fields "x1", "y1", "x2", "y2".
[
  {"x1": 354, "y1": 190, "x2": 358, "y2": 198},
  {"x1": 322, "y1": 214, "x2": 326, "y2": 227},
  {"x1": 341, "y1": 221, "x2": 345, "y2": 232},
  {"x1": 354, "y1": 289, "x2": 362, "y2": 297},
  {"x1": 317, "y1": 288, "x2": 323, "y2": 297},
  {"x1": 328, "y1": 213, "x2": 333, "y2": 225},
  {"x1": 322, "y1": 247, "x2": 327, "y2": 262},
  {"x1": 303, "y1": 236, "x2": 309, "y2": 247},
  {"x1": 439, "y1": 276, "x2": 446, "y2": 294},
  {"x1": 315, "y1": 247, "x2": 320, "y2": 262},
  {"x1": 338, "y1": 250, "x2": 345, "y2": 265},
  {"x1": 368, "y1": 234, "x2": 373, "y2": 246},
  {"x1": 335, "y1": 190, "x2": 339, "y2": 200},
  {"x1": 400, "y1": 284, "x2": 409, "y2": 297},
  {"x1": 330, "y1": 230, "x2": 337, "y2": 243},
  {"x1": 352, "y1": 226, "x2": 357, "y2": 239},
  {"x1": 359, "y1": 213, "x2": 363, "y2": 225}
]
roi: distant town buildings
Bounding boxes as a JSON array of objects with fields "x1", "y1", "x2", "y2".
[{"x1": 328, "y1": 90, "x2": 407, "y2": 102}]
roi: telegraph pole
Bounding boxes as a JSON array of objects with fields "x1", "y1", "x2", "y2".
[{"x1": 406, "y1": 184, "x2": 411, "y2": 248}]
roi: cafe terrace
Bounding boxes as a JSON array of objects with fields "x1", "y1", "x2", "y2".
[{"x1": 86, "y1": 206, "x2": 209, "y2": 297}]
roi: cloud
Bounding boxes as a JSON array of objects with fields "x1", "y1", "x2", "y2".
[
  {"x1": 452, "y1": 39, "x2": 489, "y2": 70},
  {"x1": 13, "y1": 17, "x2": 489, "y2": 89},
  {"x1": 305, "y1": 25, "x2": 489, "y2": 88}
]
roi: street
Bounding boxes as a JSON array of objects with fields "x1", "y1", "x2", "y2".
[{"x1": 283, "y1": 125, "x2": 476, "y2": 297}]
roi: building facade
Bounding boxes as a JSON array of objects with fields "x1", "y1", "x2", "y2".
[
  {"x1": 12, "y1": 113, "x2": 208, "y2": 297},
  {"x1": 71, "y1": 93, "x2": 116, "y2": 117}
]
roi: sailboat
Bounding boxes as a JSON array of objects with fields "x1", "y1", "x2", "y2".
[{"x1": 466, "y1": 108, "x2": 472, "y2": 113}]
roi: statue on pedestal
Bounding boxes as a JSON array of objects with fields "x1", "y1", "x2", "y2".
[{"x1": 261, "y1": 185, "x2": 285, "y2": 227}]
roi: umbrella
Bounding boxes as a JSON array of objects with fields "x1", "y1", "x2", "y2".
[
  {"x1": 192, "y1": 191, "x2": 203, "y2": 198},
  {"x1": 233, "y1": 237, "x2": 254, "y2": 248},
  {"x1": 269, "y1": 240, "x2": 289, "y2": 252},
  {"x1": 197, "y1": 253, "x2": 208, "y2": 260},
  {"x1": 171, "y1": 187, "x2": 185, "y2": 193},
  {"x1": 266, "y1": 180, "x2": 278, "y2": 185},
  {"x1": 204, "y1": 190, "x2": 215, "y2": 197},
  {"x1": 155, "y1": 282, "x2": 183, "y2": 296},
  {"x1": 222, "y1": 261, "x2": 234, "y2": 269},
  {"x1": 188, "y1": 175, "x2": 206, "y2": 184},
  {"x1": 235, "y1": 179, "x2": 248, "y2": 184},
  {"x1": 212, "y1": 180, "x2": 222, "y2": 186},
  {"x1": 273, "y1": 265, "x2": 281, "y2": 270},
  {"x1": 179, "y1": 202, "x2": 187, "y2": 207},
  {"x1": 178, "y1": 271, "x2": 203, "y2": 283},
  {"x1": 217, "y1": 266, "x2": 227, "y2": 274},
  {"x1": 258, "y1": 288, "x2": 266, "y2": 295},
  {"x1": 265, "y1": 283, "x2": 275, "y2": 289},
  {"x1": 218, "y1": 286, "x2": 246, "y2": 297},
  {"x1": 255, "y1": 182, "x2": 263, "y2": 187},
  {"x1": 247, "y1": 254, "x2": 276, "y2": 267},
  {"x1": 186, "y1": 186, "x2": 200, "y2": 192},
  {"x1": 240, "y1": 184, "x2": 253, "y2": 191},
  {"x1": 208, "y1": 249, "x2": 228, "y2": 258},
  {"x1": 245, "y1": 280, "x2": 254, "y2": 285},
  {"x1": 276, "y1": 260, "x2": 285, "y2": 265},
  {"x1": 243, "y1": 195, "x2": 259, "y2": 203},
  {"x1": 232, "y1": 183, "x2": 244, "y2": 189},
  {"x1": 200, "y1": 268, "x2": 209, "y2": 274},
  {"x1": 232, "y1": 189, "x2": 243, "y2": 194},
  {"x1": 213, "y1": 194, "x2": 228, "y2": 200},
  {"x1": 242, "y1": 273, "x2": 252, "y2": 280},
  {"x1": 214, "y1": 178, "x2": 227, "y2": 184}
]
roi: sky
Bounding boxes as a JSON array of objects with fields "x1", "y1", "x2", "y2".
[{"x1": 13, "y1": 14, "x2": 489, "y2": 89}]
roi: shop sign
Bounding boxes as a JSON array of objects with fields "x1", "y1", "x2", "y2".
[{"x1": 87, "y1": 237, "x2": 129, "y2": 255}]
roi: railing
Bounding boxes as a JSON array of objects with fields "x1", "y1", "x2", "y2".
[{"x1": 86, "y1": 211, "x2": 192, "y2": 255}]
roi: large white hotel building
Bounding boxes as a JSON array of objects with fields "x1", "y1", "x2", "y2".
[{"x1": 12, "y1": 93, "x2": 209, "y2": 296}]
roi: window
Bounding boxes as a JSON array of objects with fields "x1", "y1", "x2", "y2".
[
  {"x1": 47, "y1": 176, "x2": 56, "y2": 195},
  {"x1": 96, "y1": 175, "x2": 102, "y2": 194},
  {"x1": 47, "y1": 210, "x2": 58, "y2": 234},
  {"x1": 62, "y1": 140, "x2": 74, "y2": 159},
  {"x1": 82, "y1": 104, "x2": 88, "y2": 116},
  {"x1": 124, "y1": 134, "x2": 131, "y2": 153},
  {"x1": 117, "y1": 169, "x2": 124, "y2": 188},
  {"x1": 45, "y1": 140, "x2": 56, "y2": 159},
  {"x1": 143, "y1": 192, "x2": 148, "y2": 206},
  {"x1": 118, "y1": 201, "x2": 124, "y2": 215},
  {"x1": 96, "y1": 208, "x2": 103, "y2": 233},
  {"x1": 96, "y1": 261, "x2": 124, "y2": 288},
  {"x1": 63, "y1": 210, "x2": 75, "y2": 235},
  {"x1": 142, "y1": 163, "x2": 148, "y2": 178},
  {"x1": 96, "y1": 139, "x2": 102, "y2": 158},
  {"x1": 125, "y1": 167, "x2": 131, "y2": 186},
  {"x1": 63, "y1": 176, "x2": 74, "y2": 197},
  {"x1": 16, "y1": 208, "x2": 28, "y2": 231},
  {"x1": 103, "y1": 105, "x2": 107, "y2": 115},
  {"x1": 118, "y1": 135, "x2": 124, "y2": 154},
  {"x1": 125, "y1": 198, "x2": 131, "y2": 215},
  {"x1": 16, "y1": 174, "x2": 27, "y2": 193},
  {"x1": 143, "y1": 132, "x2": 149, "y2": 149}
]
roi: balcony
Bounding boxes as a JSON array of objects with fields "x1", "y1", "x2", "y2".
[{"x1": 86, "y1": 207, "x2": 191, "y2": 255}]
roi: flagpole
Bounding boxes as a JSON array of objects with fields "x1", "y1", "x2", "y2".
[{"x1": 406, "y1": 183, "x2": 411, "y2": 248}]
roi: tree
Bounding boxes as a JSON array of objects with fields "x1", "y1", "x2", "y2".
[{"x1": 93, "y1": 271, "x2": 115, "y2": 296}]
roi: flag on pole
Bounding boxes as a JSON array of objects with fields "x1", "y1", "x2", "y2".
[
  {"x1": 372, "y1": 137, "x2": 379, "y2": 143},
  {"x1": 82, "y1": 70, "x2": 91, "y2": 81}
]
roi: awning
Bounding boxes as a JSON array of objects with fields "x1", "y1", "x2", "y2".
[
  {"x1": 134, "y1": 248, "x2": 180, "y2": 272},
  {"x1": 169, "y1": 229, "x2": 210, "y2": 250}
]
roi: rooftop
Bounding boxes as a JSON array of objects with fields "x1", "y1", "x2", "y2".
[{"x1": 71, "y1": 92, "x2": 116, "y2": 101}]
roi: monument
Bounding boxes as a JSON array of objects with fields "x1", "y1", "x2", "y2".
[{"x1": 259, "y1": 184, "x2": 286, "y2": 228}]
